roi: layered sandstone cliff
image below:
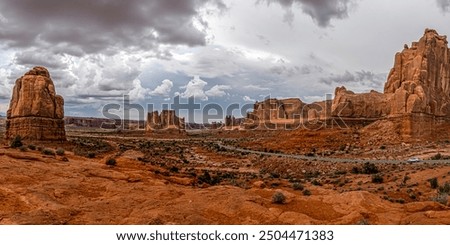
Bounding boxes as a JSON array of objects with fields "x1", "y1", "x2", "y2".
[
  {"x1": 146, "y1": 110, "x2": 185, "y2": 132},
  {"x1": 384, "y1": 28, "x2": 450, "y2": 116},
  {"x1": 6, "y1": 67, "x2": 66, "y2": 141},
  {"x1": 244, "y1": 29, "x2": 450, "y2": 138},
  {"x1": 246, "y1": 98, "x2": 304, "y2": 122}
]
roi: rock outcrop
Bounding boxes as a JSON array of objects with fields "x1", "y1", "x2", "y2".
[
  {"x1": 246, "y1": 98, "x2": 304, "y2": 121},
  {"x1": 244, "y1": 29, "x2": 450, "y2": 138},
  {"x1": 384, "y1": 28, "x2": 450, "y2": 116},
  {"x1": 146, "y1": 110, "x2": 185, "y2": 132},
  {"x1": 225, "y1": 115, "x2": 244, "y2": 127},
  {"x1": 331, "y1": 29, "x2": 450, "y2": 119},
  {"x1": 332, "y1": 86, "x2": 390, "y2": 118},
  {"x1": 6, "y1": 66, "x2": 66, "y2": 141}
]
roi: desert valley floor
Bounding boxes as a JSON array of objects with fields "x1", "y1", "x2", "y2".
[{"x1": 1, "y1": 125, "x2": 450, "y2": 225}]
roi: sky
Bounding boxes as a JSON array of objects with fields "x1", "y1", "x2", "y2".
[{"x1": 0, "y1": 0, "x2": 450, "y2": 122}]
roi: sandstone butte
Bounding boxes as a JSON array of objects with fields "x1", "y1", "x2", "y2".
[
  {"x1": 146, "y1": 110, "x2": 185, "y2": 133},
  {"x1": 244, "y1": 29, "x2": 450, "y2": 138},
  {"x1": 5, "y1": 66, "x2": 66, "y2": 141}
]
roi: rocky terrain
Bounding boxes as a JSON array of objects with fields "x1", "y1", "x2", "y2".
[{"x1": 0, "y1": 128, "x2": 449, "y2": 225}]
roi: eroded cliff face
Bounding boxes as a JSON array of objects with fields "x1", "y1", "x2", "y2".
[
  {"x1": 384, "y1": 29, "x2": 450, "y2": 116},
  {"x1": 332, "y1": 86, "x2": 391, "y2": 118},
  {"x1": 331, "y1": 29, "x2": 450, "y2": 119},
  {"x1": 6, "y1": 67, "x2": 66, "y2": 141},
  {"x1": 246, "y1": 98, "x2": 305, "y2": 121},
  {"x1": 244, "y1": 29, "x2": 450, "y2": 138},
  {"x1": 146, "y1": 110, "x2": 185, "y2": 132}
]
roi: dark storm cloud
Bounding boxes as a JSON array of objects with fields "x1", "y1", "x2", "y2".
[
  {"x1": 319, "y1": 70, "x2": 386, "y2": 87},
  {"x1": 259, "y1": 0, "x2": 356, "y2": 27},
  {"x1": 0, "y1": 0, "x2": 225, "y2": 54},
  {"x1": 436, "y1": 0, "x2": 450, "y2": 12},
  {"x1": 13, "y1": 49, "x2": 66, "y2": 70}
]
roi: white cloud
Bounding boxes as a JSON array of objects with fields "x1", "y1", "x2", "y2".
[
  {"x1": 128, "y1": 79, "x2": 149, "y2": 101},
  {"x1": 0, "y1": 67, "x2": 12, "y2": 99},
  {"x1": 178, "y1": 76, "x2": 209, "y2": 101},
  {"x1": 205, "y1": 84, "x2": 231, "y2": 97},
  {"x1": 243, "y1": 95, "x2": 255, "y2": 102},
  {"x1": 242, "y1": 84, "x2": 270, "y2": 91},
  {"x1": 150, "y1": 79, "x2": 173, "y2": 97}
]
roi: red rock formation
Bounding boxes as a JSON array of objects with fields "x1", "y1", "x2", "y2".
[
  {"x1": 246, "y1": 98, "x2": 304, "y2": 121},
  {"x1": 328, "y1": 29, "x2": 450, "y2": 138},
  {"x1": 146, "y1": 110, "x2": 185, "y2": 132},
  {"x1": 6, "y1": 67, "x2": 66, "y2": 141},
  {"x1": 384, "y1": 28, "x2": 450, "y2": 116},
  {"x1": 332, "y1": 86, "x2": 390, "y2": 118}
]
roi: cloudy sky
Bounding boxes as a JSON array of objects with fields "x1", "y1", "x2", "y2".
[{"x1": 0, "y1": 0, "x2": 449, "y2": 122}]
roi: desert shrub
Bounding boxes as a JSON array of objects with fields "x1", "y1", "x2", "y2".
[
  {"x1": 105, "y1": 158, "x2": 117, "y2": 166},
  {"x1": 431, "y1": 153, "x2": 442, "y2": 160},
  {"x1": 292, "y1": 182, "x2": 304, "y2": 191},
  {"x1": 396, "y1": 198, "x2": 405, "y2": 204},
  {"x1": 27, "y1": 144, "x2": 36, "y2": 150},
  {"x1": 302, "y1": 189, "x2": 311, "y2": 196},
  {"x1": 87, "y1": 152, "x2": 96, "y2": 158},
  {"x1": 272, "y1": 192, "x2": 286, "y2": 204},
  {"x1": 10, "y1": 136, "x2": 23, "y2": 148},
  {"x1": 197, "y1": 171, "x2": 221, "y2": 185},
  {"x1": 61, "y1": 157, "x2": 69, "y2": 162},
  {"x1": 37, "y1": 146, "x2": 43, "y2": 151},
  {"x1": 363, "y1": 162, "x2": 379, "y2": 174},
  {"x1": 311, "y1": 179, "x2": 322, "y2": 186},
  {"x1": 438, "y1": 182, "x2": 450, "y2": 194},
  {"x1": 429, "y1": 177, "x2": 439, "y2": 189},
  {"x1": 351, "y1": 166, "x2": 361, "y2": 174},
  {"x1": 19, "y1": 145, "x2": 27, "y2": 152},
  {"x1": 379, "y1": 145, "x2": 386, "y2": 150},
  {"x1": 432, "y1": 193, "x2": 448, "y2": 205},
  {"x1": 55, "y1": 148, "x2": 65, "y2": 156},
  {"x1": 356, "y1": 219, "x2": 370, "y2": 225},
  {"x1": 270, "y1": 172, "x2": 280, "y2": 179},
  {"x1": 371, "y1": 174, "x2": 384, "y2": 184},
  {"x1": 169, "y1": 166, "x2": 179, "y2": 173},
  {"x1": 42, "y1": 148, "x2": 55, "y2": 156}
]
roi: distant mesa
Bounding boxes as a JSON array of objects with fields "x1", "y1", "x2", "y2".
[
  {"x1": 243, "y1": 29, "x2": 450, "y2": 138},
  {"x1": 146, "y1": 110, "x2": 185, "y2": 133},
  {"x1": 6, "y1": 66, "x2": 66, "y2": 141}
]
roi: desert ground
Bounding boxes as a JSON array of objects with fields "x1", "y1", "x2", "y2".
[{"x1": 1, "y1": 122, "x2": 449, "y2": 225}]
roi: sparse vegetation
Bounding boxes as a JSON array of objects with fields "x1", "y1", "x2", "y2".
[
  {"x1": 105, "y1": 158, "x2": 117, "y2": 166},
  {"x1": 10, "y1": 136, "x2": 23, "y2": 148},
  {"x1": 42, "y1": 148, "x2": 55, "y2": 156},
  {"x1": 272, "y1": 192, "x2": 286, "y2": 204},
  {"x1": 19, "y1": 145, "x2": 27, "y2": 152},
  {"x1": 432, "y1": 193, "x2": 448, "y2": 206},
  {"x1": 56, "y1": 148, "x2": 65, "y2": 156},
  {"x1": 363, "y1": 162, "x2": 379, "y2": 174},
  {"x1": 431, "y1": 153, "x2": 442, "y2": 160},
  {"x1": 27, "y1": 144, "x2": 36, "y2": 150},
  {"x1": 302, "y1": 189, "x2": 311, "y2": 196},
  {"x1": 429, "y1": 177, "x2": 439, "y2": 189},
  {"x1": 292, "y1": 182, "x2": 304, "y2": 191},
  {"x1": 371, "y1": 174, "x2": 384, "y2": 184},
  {"x1": 72, "y1": 137, "x2": 113, "y2": 158}
]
